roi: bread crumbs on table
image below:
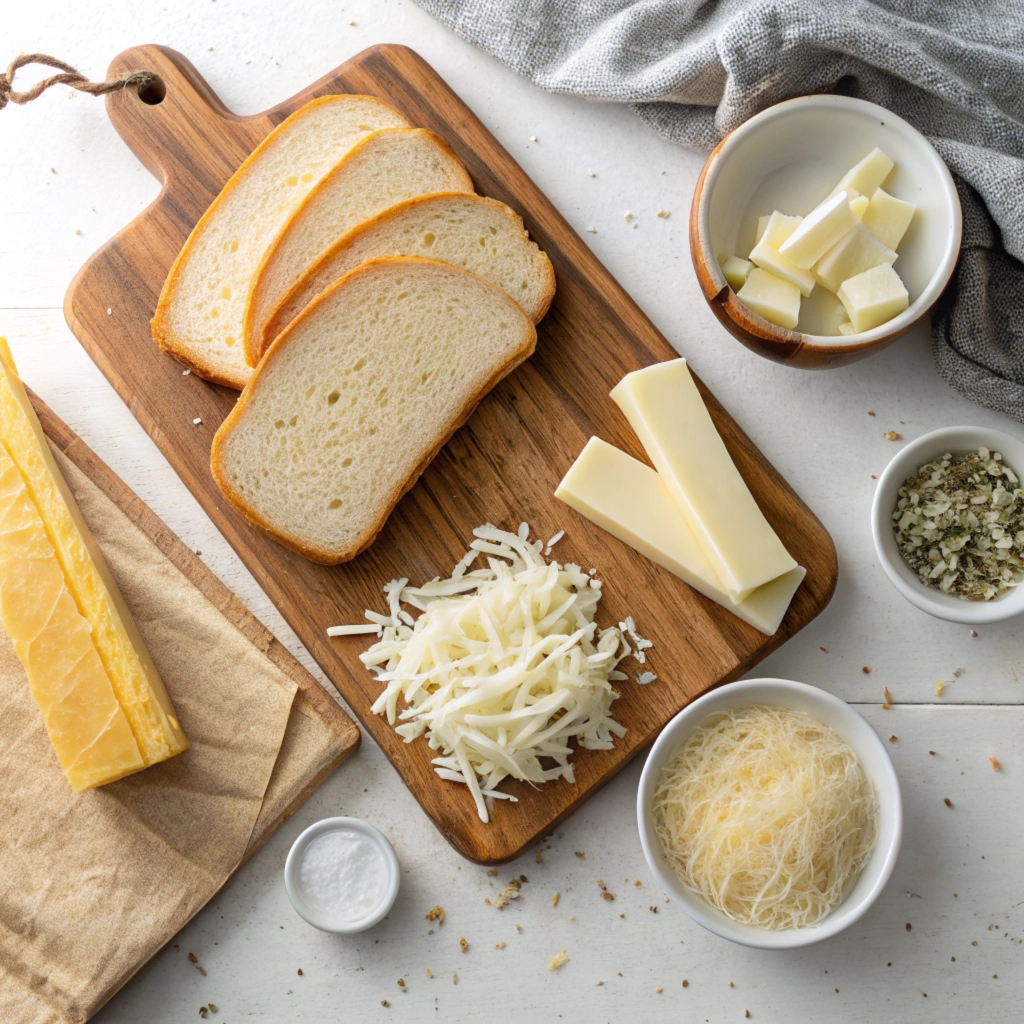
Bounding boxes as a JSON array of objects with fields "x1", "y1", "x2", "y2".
[
  {"x1": 868, "y1": 411, "x2": 876, "y2": 416},
  {"x1": 207, "y1": 1005, "x2": 217, "y2": 1014},
  {"x1": 745, "y1": 1012, "x2": 751, "y2": 1019},
  {"x1": 452, "y1": 972, "x2": 458, "y2": 984},
  {"x1": 425, "y1": 906, "x2": 445, "y2": 925},
  {"x1": 552, "y1": 892, "x2": 561, "y2": 907},
  {"x1": 426, "y1": 969, "x2": 434, "y2": 979},
  {"x1": 515, "y1": 923, "x2": 522, "y2": 933},
  {"x1": 862, "y1": 666, "x2": 871, "y2": 674},
  {"x1": 728, "y1": 981, "x2": 734, "y2": 987},
  {"x1": 906, "y1": 923, "x2": 912, "y2": 931},
  {"x1": 657, "y1": 210, "x2": 670, "y2": 218},
  {"x1": 486, "y1": 869, "x2": 498, "y2": 877},
  {"x1": 682, "y1": 980, "x2": 689, "y2": 987},
  {"x1": 929, "y1": 750, "x2": 936, "y2": 755},
  {"x1": 495, "y1": 942, "x2": 506, "y2": 949},
  {"x1": 634, "y1": 879, "x2": 642, "y2": 887},
  {"x1": 297, "y1": 968, "x2": 303, "y2": 976},
  {"x1": 575, "y1": 851, "x2": 586, "y2": 859},
  {"x1": 991, "y1": 757, "x2": 1000, "y2": 771},
  {"x1": 381, "y1": 1000, "x2": 389, "y2": 1008},
  {"x1": 493, "y1": 879, "x2": 522, "y2": 909},
  {"x1": 936, "y1": 680, "x2": 944, "y2": 697},
  {"x1": 883, "y1": 687, "x2": 893, "y2": 709},
  {"x1": 650, "y1": 905, "x2": 658, "y2": 913},
  {"x1": 199, "y1": 1010, "x2": 207, "y2": 1020},
  {"x1": 549, "y1": 949, "x2": 570, "y2": 971},
  {"x1": 820, "y1": 646, "x2": 829, "y2": 653},
  {"x1": 655, "y1": 987, "x2": 663, "y2": 993},
  {"x1": 459, "y1": 937, "x2": 469, "y2": 952},
  {"x1": 397, "y1": 979, "x2": 406, "y2": 989},
  {"x1": 972, "y1": 940, "x2": 978, "y2": 945},
  {"x1": 944, "y1": 798, "x2": 953, "y2": 807},
  {"x1": 884, "y1": 431, "x2": 900, "y2": 440},
  {"x1": 889, "y1": 735, "x2": 897, "y2": 743}
]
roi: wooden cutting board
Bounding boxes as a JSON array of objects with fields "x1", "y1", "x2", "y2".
[
  {"x1": 33, "y1": 391, "x2": 360, "y2": 861},
  {"x1": 65, "y1": 44, "x2": 838, "y2": 864}
]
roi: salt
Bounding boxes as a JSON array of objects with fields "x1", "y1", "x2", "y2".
[{"x1": 297, "y1": 829, "x2": 389, "y2": 922}]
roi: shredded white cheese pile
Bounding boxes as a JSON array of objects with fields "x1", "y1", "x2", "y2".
[
  {"x1": 332, "y1": 523, "x2": 646, "y2": 822},
  {"x1": 653, "y1": 704, "x2": 878, "y2": 930}
]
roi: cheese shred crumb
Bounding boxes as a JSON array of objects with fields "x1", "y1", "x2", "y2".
[{"x1": 548, "y1": 949, "x2": 570, "y2": 971}]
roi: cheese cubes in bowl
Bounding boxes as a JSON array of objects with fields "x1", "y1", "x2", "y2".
[{"x1": 719, "y1": 148, "x2": 914, "y2": 336}]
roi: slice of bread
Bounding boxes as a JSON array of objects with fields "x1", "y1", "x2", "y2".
[
  {"x1": 211, "y1": 257, "x2": 536, "y2": 564},
  {"x1": 259, "y1": 193, "x2": 556, "y2": 357},
  {"x1": 243, "y1": 128, "x2": 474, "y2": 367},
  {"x1": 152, "y1": 95, "x2": 410, "y2": 389}
]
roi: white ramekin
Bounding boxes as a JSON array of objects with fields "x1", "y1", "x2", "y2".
[
  {"x1": 871, "y1": 425, "x2": 1024, "y2": 625},
  {"x1": 284, "y1": 816, "x2": 400, "y2": 934}
]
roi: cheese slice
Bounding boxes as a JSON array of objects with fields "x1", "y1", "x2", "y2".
[
  {"x1": 778, "y1": 190, "x2": 859, "y2": 270},
  {"x1": 555, "y1": 437, "x2": 805, "y2": 635},
  {"x1": 0, "y1": 449, "x2": 145, "y2": 790},
  {"x1": 610, "y1": 359, "x2": 798, "y2": 602},
  {"x1": 0, "y1": 339, "x2": 188, "y2": 767},
  {"x1": 828, "y1": 147, "x2": 894, "y2": 199},
  {"x1": 748, "y1": 212, "x2": 815, "y2": 297}
]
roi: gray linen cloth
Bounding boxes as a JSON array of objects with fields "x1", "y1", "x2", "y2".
[{"x1": 416, "y1": 0, "x2": 1024, "y2": 420}]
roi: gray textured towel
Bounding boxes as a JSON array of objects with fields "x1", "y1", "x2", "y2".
[{"x1": 416, "y1": 0, "x2": 1024, "y2": 419}]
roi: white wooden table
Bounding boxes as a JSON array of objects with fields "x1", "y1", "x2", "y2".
[{"x1": 4, "y1": 3, "x2": 1023, "y2": 1021}]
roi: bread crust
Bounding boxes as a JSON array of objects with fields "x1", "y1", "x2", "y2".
[
  {"x1": 211, "y1": 256, "x2": 538, "y2": 564},
  {"x1": 151, "y1": 94, "x2": 409, "y2": 390},
  {"x1": 241, "y1": 128, "x2": 474, "y2": 368},
  {"x1": 258, "y1": 192, "x2": 556, "y2": 359}
]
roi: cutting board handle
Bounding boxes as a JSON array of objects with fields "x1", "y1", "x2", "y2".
[{"x1": 103, "y1": 45, "x2": 270, "y2": 220}]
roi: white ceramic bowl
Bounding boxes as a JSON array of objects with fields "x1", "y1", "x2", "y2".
[
  {"x1": 691, "y1": 94, "x2": 962, "y2": 367},
  {"x1": 637, "y1": 678, "x2": 902, "y2": 949},
  {"x1": 284, "y1": 816, "x2": 400, "y2": 934},
  {"x1": 872, "y1": 425, "x2": 1024, "y2": 624}
]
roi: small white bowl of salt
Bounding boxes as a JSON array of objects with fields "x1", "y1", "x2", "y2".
[{"x1": 284, "y1": 817, "x2": 400, "y2": 934}]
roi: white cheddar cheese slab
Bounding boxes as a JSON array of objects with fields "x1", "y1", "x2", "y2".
[
  {"x1": 555, "y1": 437, "x2": 805, "y2": 635},
  {"x1": 609, "y1": 359, "x2": 798, "y2": 602}
]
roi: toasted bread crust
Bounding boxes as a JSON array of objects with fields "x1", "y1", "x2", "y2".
[
  {"x1": 211, "y1": 256, "x2": 537, "y2": 564},
  {"x1": 241, "y1": 128, "x2": 474, "y2": 368},
  {"x1": 258, "y1": 192, "x2": 556, "y2": 359},
  {"x1": 151, "y1": 94, "x2": 408, "y2": 390}
]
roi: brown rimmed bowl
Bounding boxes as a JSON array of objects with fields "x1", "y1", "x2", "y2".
[{"x1": 690, "y1": 95, "x2": 962, "y2": 369}]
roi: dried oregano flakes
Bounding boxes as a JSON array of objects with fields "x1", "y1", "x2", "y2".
[{"x1": 892, "y1": 447, "x2": 1024, "y2": 601}]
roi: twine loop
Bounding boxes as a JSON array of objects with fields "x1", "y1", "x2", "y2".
[{"x1": 0, "y1": 53, "x2": 156, "y2": 111}]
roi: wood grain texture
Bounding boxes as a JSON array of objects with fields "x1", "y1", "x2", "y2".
[
  {"x1": 30, "y1": 390, "x2": 360, "y2": 863},
  {"x1": 64, "y1": 44, "x2": 837, "y2": 863}
]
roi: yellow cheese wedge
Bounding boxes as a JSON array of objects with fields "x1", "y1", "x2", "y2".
[
  {"x1": 0, "y1": 339, "x2": 188, "y2": 767},
  {"x1": 610, "y1": 359, "x2": 798, "y2": 602},
  {"x1": 0, "y1": 449, "x2": 145, "y2": 790},
  {"x1": 555, "y1": 437, "x2": 806, "y2": 635}
]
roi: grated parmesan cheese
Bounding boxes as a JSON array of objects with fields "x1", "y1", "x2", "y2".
[{"x1": 335, "y1": 524, "x2": 646, "y2": 822}]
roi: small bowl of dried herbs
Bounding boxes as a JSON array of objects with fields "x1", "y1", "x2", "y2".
[{"x1": 872, "y1": 426, "x2": 1024, "y2": 623}]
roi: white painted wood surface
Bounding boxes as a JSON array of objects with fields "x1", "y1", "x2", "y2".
[{"x1": 2, "y1": 3, "x2": 1022, "y2": 1021}]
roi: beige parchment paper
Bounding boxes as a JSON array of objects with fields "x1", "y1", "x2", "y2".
[{"x1": 0, "y1": 454, "x2": 305, "y2": 1024}]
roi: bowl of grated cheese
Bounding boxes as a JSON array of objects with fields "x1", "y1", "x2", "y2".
[{"x1": 637, "y1": 678, "x2": 902, "y2": 949}]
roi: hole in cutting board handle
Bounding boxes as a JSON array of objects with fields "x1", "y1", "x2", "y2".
[{"x1": 136, "y1": 76, "x2": 166, "y2": 105}]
